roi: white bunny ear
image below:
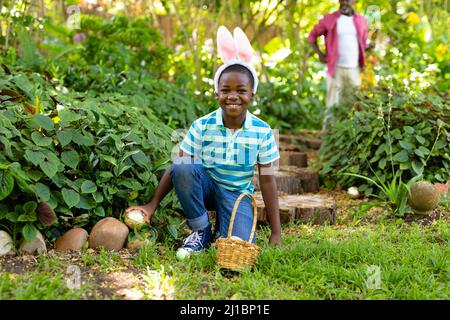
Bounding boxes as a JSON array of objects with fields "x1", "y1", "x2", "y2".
[
  {"x1": 217, "y1": 25, "x2": 237, "y2": 63},
  {"x1": 233, "y1": 27, "x2": 253, "y2": 63}
]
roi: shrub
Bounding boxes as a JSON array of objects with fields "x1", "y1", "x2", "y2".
[
  {"x1": 0, "y1": 66, "x2": 182, "y2": 243},
  {"x1": 319, "y1": 84, "x2": 449, "y2": 195}
]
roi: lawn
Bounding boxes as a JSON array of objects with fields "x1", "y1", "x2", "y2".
[{"x1": 1, "y1": 199, "x2": 448, "y2": 300}]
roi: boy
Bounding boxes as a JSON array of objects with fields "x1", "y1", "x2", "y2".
[{"x1": 125, "y1": 27, "x2": 281, "y2": 258}]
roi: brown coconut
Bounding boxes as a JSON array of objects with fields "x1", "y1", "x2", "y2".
[
  {"x1": 88, "y1": 217, "x2": 129, "y2": 252},
  {"x1": 408, "y1": 181, "x2": 440, "y2": 215},
  {"x1": 54, "y1": 228, "x2": 89, "y2": 252}
]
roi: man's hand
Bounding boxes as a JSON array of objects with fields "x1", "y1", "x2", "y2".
[
  {"x1": 269, "y1": 233, "x2": 282, "y2": 246},
  {"x1": 124, "y1": 203, "x2": 156, "y2": 224},
  {"x1": 318, "y1": 53, "x2": 328, "y2": 64}
]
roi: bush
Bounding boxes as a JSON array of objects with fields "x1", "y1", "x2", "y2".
[
  {"x1": 255, "y1": 57, "x2": 326, "y2": 132},
  {"x1": 0, "y1": 65, "x2": 182, "y2": 243},
  {"x1": 319, "y1": 84, "x2": 449, "y2": 195}
]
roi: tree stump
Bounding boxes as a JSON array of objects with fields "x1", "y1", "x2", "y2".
[
  {"x1": 278, "y1": 134, "x2": 322, "y2": 150},
  {"x1": 253, "y1": 192, "x2": 336, "y2": 225},
  {"x1": 277, "y1": 151, "x2": 308, "y2": 168},
  {"x1": 253, "y1": 166, "x2": 319, "y2": 194}
]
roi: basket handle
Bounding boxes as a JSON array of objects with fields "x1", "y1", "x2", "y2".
[{"x1": 227, "y1": 193, "x2": 258, "y2": 243}]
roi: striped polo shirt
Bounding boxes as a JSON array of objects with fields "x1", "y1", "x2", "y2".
[{"x1": 179, "y1": 108, "x2": 280, "y2": 193}]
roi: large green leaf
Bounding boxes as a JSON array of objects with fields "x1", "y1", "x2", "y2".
[
  {"x1": 399, "y1": 140, "x2": 415, "y2": 152},
  {"x1": 72, "y1": 131, "x2": 95, "y2": 146},
  {"x1": 23, "y1": 201, "x2": 38, "y2": 214},
  {"x1": 166, "y1": 224, "x2": 178, "y2": 239},
  {"x1": 30, "y1": 114, "x2": 54, "y2": 131},
  {"x1": 75, "y1": 195, "x2": 96, "y2": 209},
  {"x1": 392, "y1": 150, "x2": 409, "y2": 163},
  {"x1": 0, "y1": 171, "x2": 14, "y2": 200},
  {"x1": 61, "y1": 187, "x2": 80, "y2": 208},
  {"x1": 81, "y1": 180, "x2": 97, "y2": 194},
  {"x1": 56, "y1": 130, "x2": 73, "y2": 147},
  {"x1": 39, "y1": 158, "x2": 58, "y2": 178},
  {"x1": 25, "y1": 149, "x2": 45, "y2": 166},
  {"x1": 31, "y1": 131, "x2": 52, "y2": 147},
  {"x1": 58, "y1": 109, "x2": 81, "y2": 125},
  {"x1": 61, "y1": 150, "x2": 80, "y2": 169},
  {"x1": 34, "y1": 182, "x2": 50, "y2": 202},
  {"x1": 22, "y1": 223, "x2": 38, "y2": 242},
  {"x1": 412, "y1": 160, "x2": 424, "y2": 175}
]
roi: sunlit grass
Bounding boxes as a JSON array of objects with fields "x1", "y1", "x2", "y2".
[{"x1": 0, "y1": 218, "x2": 448, "y2": 300}]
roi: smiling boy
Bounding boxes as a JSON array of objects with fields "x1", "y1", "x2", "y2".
[{"x1": 125, "y1": 27, "x2": 281, "y2": 259}]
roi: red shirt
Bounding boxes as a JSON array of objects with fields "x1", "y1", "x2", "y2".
[{"x1": 308, "y1": 11, "x2": 368, "y2": 77}]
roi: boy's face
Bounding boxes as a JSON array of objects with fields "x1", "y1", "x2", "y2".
[{"x1": 216, "y1": 71, "x2": 254, "y2": 120}]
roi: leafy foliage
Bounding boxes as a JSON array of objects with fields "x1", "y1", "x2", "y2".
[
  {"x1": 0, "y1": 65, "x2": 183, "y2": 242},
  {"x1": 319, "y1": 84, "x2": 449, "y2": 196}
]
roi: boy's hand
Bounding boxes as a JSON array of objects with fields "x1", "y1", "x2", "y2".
[
  {"x1": 269, "y1": 233, "x2": 281, "y2": 246},
  {"x1": 124, "y1": 204, "x2": 155, "y2": 224}
]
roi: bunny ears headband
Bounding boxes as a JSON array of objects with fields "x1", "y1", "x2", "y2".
[{"x1": 214, "y1": 26, "x2": 259, "y2": 94}]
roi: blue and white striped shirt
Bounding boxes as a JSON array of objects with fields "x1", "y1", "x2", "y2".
[{"x1": 180, "y1": 108, "x2": 280, "y2": 193}]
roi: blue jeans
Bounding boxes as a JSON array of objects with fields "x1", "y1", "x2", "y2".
[{"x1": 171, "y1": 156, "x2": 256, "y2": 243}]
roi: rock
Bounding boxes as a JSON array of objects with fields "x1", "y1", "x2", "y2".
[
  {"x1": 19, "y1": 230, "x2": 47, "y2": 255},
  {"x1": 408, "y1": 181, "x2": 440, "y2": 215},
  {"x1": 89, "y1": 217, "x2": 129, "y2": 252},
  {"x1": 0, "y1": 230, "x2": 15, "y2": 256},
  {"x1": 254, "y1": 192, "x2": 336, "y2": 225},
  {"x1": 54, "y1": 228, "x2": 89, "y2": 252}
]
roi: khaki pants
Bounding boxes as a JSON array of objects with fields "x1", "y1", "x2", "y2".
[{"x1": 323, "y1": 67, "x2": 360, "y2": 130}]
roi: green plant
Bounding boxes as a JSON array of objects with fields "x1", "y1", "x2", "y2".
[
  {"x1": 320, "y1": 84, "x2": 449, "y2": 195},
  {"x1": 343, "y1": 172, "x2": 421, "y2": 216},
  {"x1": 0, "y1": 65, "x2": 184, "y2": 243}
]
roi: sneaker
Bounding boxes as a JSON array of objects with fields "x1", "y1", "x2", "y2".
[{"x1": 176, "y1": 226, "x2": 212, "y2": 260}]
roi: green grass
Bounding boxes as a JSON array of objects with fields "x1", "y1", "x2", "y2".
[
  {"x1": 133, "y1": 219, "x2": 449, "y2": 300},
  {"x1": 1, "y1": 217, "x2": 449, "y2": 300},
  {"x1": 0, "y1": 256, "x2": 91, "y2": 300}
]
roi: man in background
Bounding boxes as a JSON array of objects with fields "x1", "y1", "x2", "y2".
[{"x1": 308, "y1": 0, "x2": 371, "y2": 131}]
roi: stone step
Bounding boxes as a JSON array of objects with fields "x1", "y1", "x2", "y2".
[
  {"x1": 253, "y1": 166, "x2": 320, "y2": 194},
  {"x1": 278, "y1": 134, "x2": 322, "y2": 150},
  {"x1": 276, "y1": 151, "x2": 308, "y2": 168},
  {"x1": 253, "y1": 192, "x2": 336, "y2": 225}
]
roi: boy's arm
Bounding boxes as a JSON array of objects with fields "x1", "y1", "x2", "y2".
[
  {"x1": 124, "y1": 150, "x2": 190, "y2": 223},
  {"x1": 258, "y1": 163, "x2": 281, "y2": 246}
]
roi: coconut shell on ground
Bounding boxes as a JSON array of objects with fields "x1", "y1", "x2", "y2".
[
  {"x1": 253, "y1": 192, "x2": 336, "y2": 225},
  {"x1": 89, "y1": 217, "x2": 129, "y2": 252},
  {"x1": 408, "y1": 181, "x2": 440, "y2": 215},
  {"x1": 54, "y1": 228, "x2": 89, "y2": 252}
]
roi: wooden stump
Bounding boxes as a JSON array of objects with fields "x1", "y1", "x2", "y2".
[
  {"x1": 278, "y1": 134, "x2": 322, "y2": 150},
  {"x1": 279, "y1": 143, "x2": 303, "y2": 152},
  {"x1": 277, "y1": 151, "x2": 308, "y2": 168},
  {"x1": 253, "y1": 166, "x2": 319, "y2": 194},
  {"x1": 253, "y1": 192, "x2": 336, "y2": 225}
]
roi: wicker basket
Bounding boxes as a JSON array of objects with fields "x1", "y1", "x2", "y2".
[{"x1": 216, "y1": 193, "x2": 261, "y2": 272}]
